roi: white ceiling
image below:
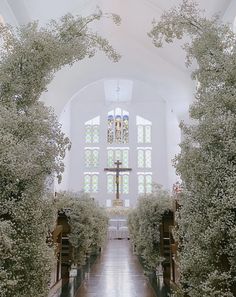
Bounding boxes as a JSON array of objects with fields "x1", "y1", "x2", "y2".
[{"x1": 1, "y1": 0, "x2": 234, "y2": 118}]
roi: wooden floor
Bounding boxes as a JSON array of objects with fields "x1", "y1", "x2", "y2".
[{"x1": 75, "y1": 240, "x2": 156, "y2": 297}]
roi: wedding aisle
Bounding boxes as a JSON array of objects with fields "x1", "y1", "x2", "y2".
[{"x1": 76, "y1": 240, "x2": 156, "y2": 297}]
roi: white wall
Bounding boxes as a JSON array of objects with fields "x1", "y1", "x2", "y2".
[{"x1": 166, "y1": 105, "x2": 181, "y2": 190}]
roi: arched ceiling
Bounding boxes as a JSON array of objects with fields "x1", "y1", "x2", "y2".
[{"x1": 1, "y1": 0, "x2": 234, "y2": 118}]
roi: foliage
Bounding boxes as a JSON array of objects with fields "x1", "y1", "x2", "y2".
[
  {"x1": 55, "y1": 191, "x2": 108, "y2": 266},
  {"x1": 0, "y1": 10, "x2": 120, "y2": 297},
  {"x1": 149, "y1": 1, "x2": 236, "y2": 296},
  {"x1": 0, "y1": 195, "x2": 56, "y2": 297},
  {"x1": 128, "y1": 185, "x2": 172, "y2": 272}
]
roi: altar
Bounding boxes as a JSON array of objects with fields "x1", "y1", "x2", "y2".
[{"x1": 108, "y1": 218, "x2": 129, "y2": 240}]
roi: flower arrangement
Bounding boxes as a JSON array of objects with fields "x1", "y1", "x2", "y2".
[
  {"x1": 0, "y1": 10, "x2": 120, "y2": 297},
  {"x1": 128, "y1": 185, "x2": 172, "y2": 272},
  {"x1": 149, "y1": 1, "x2": 236, "y2": 295},
  {"x1": 55, "y1": 191, "x2": 108, "y2": 266}
]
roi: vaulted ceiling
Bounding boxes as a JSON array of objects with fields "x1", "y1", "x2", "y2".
[{"x1": 1, "y1": 0, "x2": 235, "y2": 118}]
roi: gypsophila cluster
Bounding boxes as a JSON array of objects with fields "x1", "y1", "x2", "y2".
[
  {"x1": 128, "y1": 184, "x2": 172, "y2": 272},
  {"x1": 149, "y1": 1, "x2": 236, "y2": 296},
  {"x1": 0, "y1": 11, "x2": 120, "y2": 297},
  {"x1": 55, "y1": 191, "x2": 108, "y2": 266}
]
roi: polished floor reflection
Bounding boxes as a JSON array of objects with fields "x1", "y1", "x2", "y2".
[{"x1": 76, "y1": 240, "x2": 156, "y2": 297}]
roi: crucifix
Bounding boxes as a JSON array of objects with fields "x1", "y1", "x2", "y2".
[{"x1": 104, "y1": 160, "x2": 132, "y2": 201}]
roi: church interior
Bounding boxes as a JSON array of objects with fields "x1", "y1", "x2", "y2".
[{"x1": 1, "y1": 0, "x2": 236, "y2": 297}]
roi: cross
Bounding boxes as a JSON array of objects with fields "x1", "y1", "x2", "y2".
[{"x1": 104, "y1": 160, "x2": 132, "y2": 200}]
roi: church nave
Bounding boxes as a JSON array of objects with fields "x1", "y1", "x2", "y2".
[{"x1": 75, "y1": 240, "x2": 156, "y2": 297}]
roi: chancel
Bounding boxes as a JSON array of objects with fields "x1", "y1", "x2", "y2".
[{"x1": 104, "y1": 160, "x2": 132, "y2": 206}]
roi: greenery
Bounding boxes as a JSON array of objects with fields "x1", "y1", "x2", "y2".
[
  {"x1": 128, "y1": 185, "x2": 172, "y2": 272},
  {"x1": 0, "y1": 10, "x2": 120, "y2": 297},
  {"x1": 149, "y1": 1, "x2": 236, "y2": 296},
  {"x1": 55, "y1": 191, "x2": 108, "y2": 266}
]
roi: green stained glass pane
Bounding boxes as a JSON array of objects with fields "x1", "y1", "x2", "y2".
[
  {"x1": 92, "y1": 175, "x2": 98, "y2": 193},
  {"x1": 138, "y1": 150, "x2": 144, "y2": 168},
  {"x1": 84, "y1": 175, "x2": 91, "y2": 192},
  {"x1": 123, "y1": 150, "x2": 129, "y2": 167},
  {"x1": 93, "y1": 150, "x2": 99, "y2": 167},
  {"x1": 93, "y1": 125, "x2": 99, "y2": 143},
  {"x1": 107, "y1": 150, "x2": 114, "y2": 167},
  {"x1": 138, "y1": 175, "x2": 144, "y2": 194},
  {"x1": 84, "y1": 150, "x2": 91, "y2": 167},
  {"x1": 146, "y1": 175, "x2": 152, "y2": 193},
  {"x1": 145, "y1": 126, "x2": 151, "y2": 143},
  {"x1": 137, "y1": 125, "x2": 144, "y2": 143},
  {"x1": 115, "y1": 150, "x2": 121, "y2": 163},
  {"x1": 85, "y1": 125, "x2": 92, "y2": 143},
  {"x1": 123, "y1": 175, "x2": 129, "y2": 194},
  {"x1": 107, "y1": 175, "x2": 114, "y2": 193},
  {"x1": 145, "y1": 150, "x2": 152, "y2": 168}
]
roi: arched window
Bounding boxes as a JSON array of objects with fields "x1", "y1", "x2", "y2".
[
  {"x1": 137, "y1": 148, "x2": 152, "y2": 168},
  {"x1": 106, "y1": 173, "x2": 129, "y2": 194},
  {"x1": 84, "y1": 173, "x2": 99, "y2": 193},
  {"x1": 107, "y1": 108, "x2": 129, "y2": 144},
  {"x1": 138, "y1": 173, "x2": 152, "y2": 194},
  {"x1": 136, "y1": 116, "x2": 152, "y2": 144},
  {"x1": 84, "y1": 148, "x2": 99, "y2": 168},
  {"x1": 85, "y1": 116, "x2": 100, "y2": 144},
  {"x1": 107, "y1": 148, "x2": 129, "y2": 167}
]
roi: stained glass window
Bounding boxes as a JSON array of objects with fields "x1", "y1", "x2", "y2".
[
  {"x1": 85, "y1": 117, "x2": 100, "y2": 144},
  {"x1": 136, "y1": 116, "x2": 152, "y2": 144},
  {"x1": 92, "y1": 150, "x2": 99, "y2": 167},
  {"x1": 145, "y1": 150, "x2": 152, "y2": 168},
  {"x1": 107, "y1": 148, "x2": 129, "y2": 167},
  {"x1": 138, "y1": 174, "x2": 152, "y2": 194},
  {"x1": 85, "y1": 150, "x2": 91, "y2": 168},
  {"x1": 107, "y1": 114, "x2": 114, "y2": 144},
  {"x1": 84, "y1": 175, "x2": 91, "y2": 193},
  {"x1": 123, "y1": 150, "x2": 129, "y2": 167},
  {"x1": 146, "y1": 175, "x2": 152, "y2": 194},
  {"x1": 107, "y1": 150, "x2": 113, "y2": 167},
  {"x1": 137, "y1": 148, "x2": 152, "y2": 168},
  {"x1": 84, "y1": 149, "x2": 99, "y2": 168},
  {"x1": 122, "y1": 175, "x2": 129, "y2": 194},
  {"x1": 85, "y1": 125, "x2": 92, "y2": 143},
  {"x1": 145, "y1": 126, "x2": 151, "y2": 143},
  {"x1": 84, "y1": 173, "x2": 99, "y2": 193},
  {"x1": 115, "y1": 114, "x2": 122, "y2": 144},
  {"x1": 93, "y1": 126, "x2": 99, "y2": 143},
  {"x1": 138, "y1": 175, "x2": 145, "y2": 194},
  {"x1": 123, "y1": 115, "x2": 129, "y2": 144},
  {"x1": 92, "y1": 175, "x2": 98, "y2": 193},
  {"x1": 138, "y1": 150, "x2": 144, "y2": 168},
  {"x1": 137, "y1": 126, "x2": 144, "y2": 143},
  {"x1": 107, "y1": 109, "x2": 129, "y2": 144},
  {"x1": 107, "y1": 174, "x2": 129, "y2": 194},
  {"x1": 115, "y1": 149, "x2": 121, "y2": 162},
  {"x1": 107, "y1": 175, "x2": 114, "y2": 193}
]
